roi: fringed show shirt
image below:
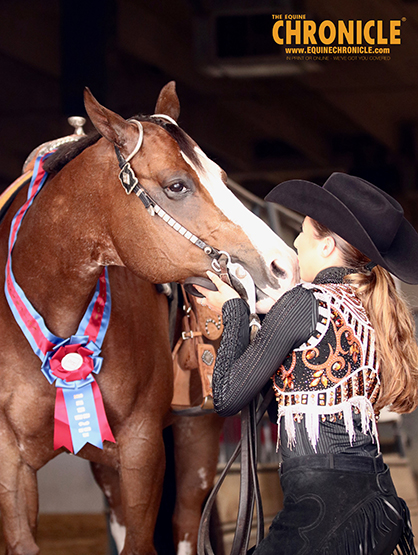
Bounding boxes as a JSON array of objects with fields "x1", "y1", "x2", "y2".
[{"x1": 212, "y1": 267, "x2": 381, "y2": 461}]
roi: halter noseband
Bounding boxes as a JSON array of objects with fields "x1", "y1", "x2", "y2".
[{"x1": 114, "y1": 118, "x2": 220, "y2": 260}]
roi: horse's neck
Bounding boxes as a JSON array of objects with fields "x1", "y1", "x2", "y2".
[{"x1": 11, "y1": 166, "x2": 116, "y2": 339}]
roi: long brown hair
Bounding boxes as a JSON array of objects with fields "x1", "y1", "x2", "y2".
[{"x1": 310, "y1": 217, "x2": 418, "y2": 414}]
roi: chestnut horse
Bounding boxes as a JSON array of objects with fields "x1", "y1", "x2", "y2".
[{"x1": 0, "y1": 82, "x2": 298, "y2": 555}]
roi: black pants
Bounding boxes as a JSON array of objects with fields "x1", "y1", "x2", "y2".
[{"x1": 253, "y1": 454, "x2": 416, "y2": 555}]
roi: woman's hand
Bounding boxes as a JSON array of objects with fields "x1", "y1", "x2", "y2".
[{"x1": 194, "y1": 270, "x2": 240, "y2": 314}]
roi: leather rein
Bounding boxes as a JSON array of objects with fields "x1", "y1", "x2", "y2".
[{"x1": 198, "y1": 390, "x2": 274, "y2": 555}]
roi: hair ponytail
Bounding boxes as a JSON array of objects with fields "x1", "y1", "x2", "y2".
[{"x1": 311, "y1": 218, "x2": 418, "y2": 414}]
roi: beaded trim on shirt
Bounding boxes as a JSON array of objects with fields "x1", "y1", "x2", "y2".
[
  {"x1": 313, "y1": 266, "x2": 357, "y2": 284},
  {"x1": 273, "y1": 282, "x2": 380, "y2": 451}
]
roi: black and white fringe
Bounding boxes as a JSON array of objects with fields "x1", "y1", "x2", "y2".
[{"x1": 321, "y1": 496, "x2": 416, "y2": 555}]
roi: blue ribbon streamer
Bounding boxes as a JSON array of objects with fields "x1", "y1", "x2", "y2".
[
  {"x1": 63, "y1": 384, "x2": 103, "y2": 453},
  {"x1": 5, "y1": 154, "x2": 112, "y2": 452}
]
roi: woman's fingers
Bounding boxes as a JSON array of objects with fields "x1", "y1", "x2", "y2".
[
  {"x1": 194, "y1": 271, "x2": 240, "y2": 314},
  {"x1": 206, "y1": 270, "x2": 224, "y2": 286},
  {"x1": 206, "y1": 271, "x2": 239, "y2": 296},
  {"x1": 193, "y1": 286, "x2": 222, "y2": 313},
  {"x1": 206, "y1": 271, "x2": 240, "y2": 299}
]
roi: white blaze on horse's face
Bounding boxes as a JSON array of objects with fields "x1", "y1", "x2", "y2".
[{"x1": 182, "y1": 147, "x2": 299, "y2": 309}]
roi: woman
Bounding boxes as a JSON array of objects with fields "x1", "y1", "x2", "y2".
[{"x1": 195, "y1": 173, "x2": 418, "y2": 555}]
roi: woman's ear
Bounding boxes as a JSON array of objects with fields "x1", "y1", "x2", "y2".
[{"x1": 321, "y1": 236, "x2": 337, "y2": 259}]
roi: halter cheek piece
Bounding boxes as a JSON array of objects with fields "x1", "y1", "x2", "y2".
[
  {"x1": 114, "y1": 117, "x2": 220, "y2": 260},
  {"x1": 114, "y1": 116, "x2": 260, "y2": 321}
]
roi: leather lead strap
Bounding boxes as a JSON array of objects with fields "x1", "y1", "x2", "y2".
[
  {"x1": 198, "y1": 388, "x2": 274, "y2": 555},
  {"x1": 217, "y1": 253, "x2": 233, "y2": 286},
  {"x1": 230, "y1": 402, "x2": 257, "y2": 555}
]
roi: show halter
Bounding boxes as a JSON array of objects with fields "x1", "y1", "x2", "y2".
[
  {"x1": 114, "y1": 118, "x2": 221, "y2": 259},
  {"x1": 115, "y1": 117, "x2": 260, "y2": 331},
  {"x1": 5, "y1": 154, "x2": 115, "y2": 454}
]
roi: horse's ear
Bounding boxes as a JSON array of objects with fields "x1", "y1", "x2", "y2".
[
  {"x1": 154, "y1": 81, "x2": 180, "y2": 122},
  {"x1": 83, "y1": 88, "x2": 135, "y2": 150}
]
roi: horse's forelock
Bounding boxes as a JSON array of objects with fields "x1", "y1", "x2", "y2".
[
  {"x1": 132, "y1": 116, "x2": 204, "y2": 172},
  {"x1": 165, "y1": 126, "x2": 204, "y2": 172}
]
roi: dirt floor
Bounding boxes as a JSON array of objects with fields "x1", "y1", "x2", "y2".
[{"x1": 0, "y1": 514, "x2": 109, "y2": 555}]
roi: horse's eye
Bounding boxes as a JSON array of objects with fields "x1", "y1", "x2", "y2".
[
  {"x1": 164, "y1": 181, "x2": 190, "y2": 199},
  {"x1": 169, "y1": 182, "x2": 187, "y2": 194}
]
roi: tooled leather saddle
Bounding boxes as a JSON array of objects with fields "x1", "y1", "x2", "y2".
[{"x1": 171, "y1": 285, "x2": 223, "y2": 411}]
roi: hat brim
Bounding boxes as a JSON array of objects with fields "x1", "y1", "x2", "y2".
[{"x1": 265, "y1": 180, "x2": 418, "y2": 284}]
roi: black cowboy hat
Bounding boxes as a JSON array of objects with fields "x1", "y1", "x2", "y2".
[{"x1": 265, "y1": 172, "x2": 418, "y2": 284}]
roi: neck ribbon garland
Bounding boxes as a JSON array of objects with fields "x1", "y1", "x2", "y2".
[{"x1": 4, "y1": 154, "x2": 115, "y2": 454}]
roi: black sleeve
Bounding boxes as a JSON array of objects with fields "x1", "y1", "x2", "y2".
[{"x1": 212, "y1": 285, "x2": 317, "y2": 417}]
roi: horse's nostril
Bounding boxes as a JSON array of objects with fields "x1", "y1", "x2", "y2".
[{"x1": 271, "y1": 260, "x2": 286, "y2": 280}]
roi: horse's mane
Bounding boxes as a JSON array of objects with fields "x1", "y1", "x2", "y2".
[
  {"x1": 43, "y1": 116, "x2": 203, "y2": 175},
  {"x1": 42, "y1": 132, "x2": 101, "y2": 174}
]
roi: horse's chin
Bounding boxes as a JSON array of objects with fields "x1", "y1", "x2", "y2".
[
  {"x1": 255, "y1": 284, "x2": 294, "y2": 314},
  {"x1": 230, "y1": 275, "x2": 294, "y2": 314},
  {"x1": 255, "y1": 290, "x2": 278, "y2": 314},
  {"x1": 254, "y1": 264, "x2": 300, "y2": 313},
  {"x1": 255, "y1": 298, "x2": 275, "y2": 314}
]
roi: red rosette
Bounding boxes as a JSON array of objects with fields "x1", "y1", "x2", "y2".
[{"x1": 50, "y1": 344, "x2": 94, "y2": 382}]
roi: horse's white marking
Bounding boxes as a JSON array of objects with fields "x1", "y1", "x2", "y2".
[
  {"x1": 197, "y1": 466, "x2": 208, "y2": 490},
  {"x1": 182, "y1": 147, "x2": 298, "y2": 301},
  {"x1": 103, "y1": 484, "x2": 112, "y2": 498},
  {"x1": 177, "y1": 533, "x2": 193, "y2": 555},
  {"x1": 110, "y1": 512, "x2": 126, "y2": 554}
]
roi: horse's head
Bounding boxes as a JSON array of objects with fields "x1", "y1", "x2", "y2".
[{"x1": 84, "y1": 83, "x2": 299, "y2": 310}]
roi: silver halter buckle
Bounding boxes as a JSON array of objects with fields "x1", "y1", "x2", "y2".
[
  {"x1": 212, "y1": 251, "x2": 257, "y2": 315},
  {"x1": 119, "y1": 163, "x2": 139, "y2": 195}
]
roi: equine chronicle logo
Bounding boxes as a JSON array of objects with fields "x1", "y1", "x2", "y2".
[{"x1": 272, "y1": 15, "x2": 404, "y2": 62}]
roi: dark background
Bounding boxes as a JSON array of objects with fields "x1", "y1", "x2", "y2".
[{"x1": 2, "y1": 0, "x2": 418, "y2": 224}]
